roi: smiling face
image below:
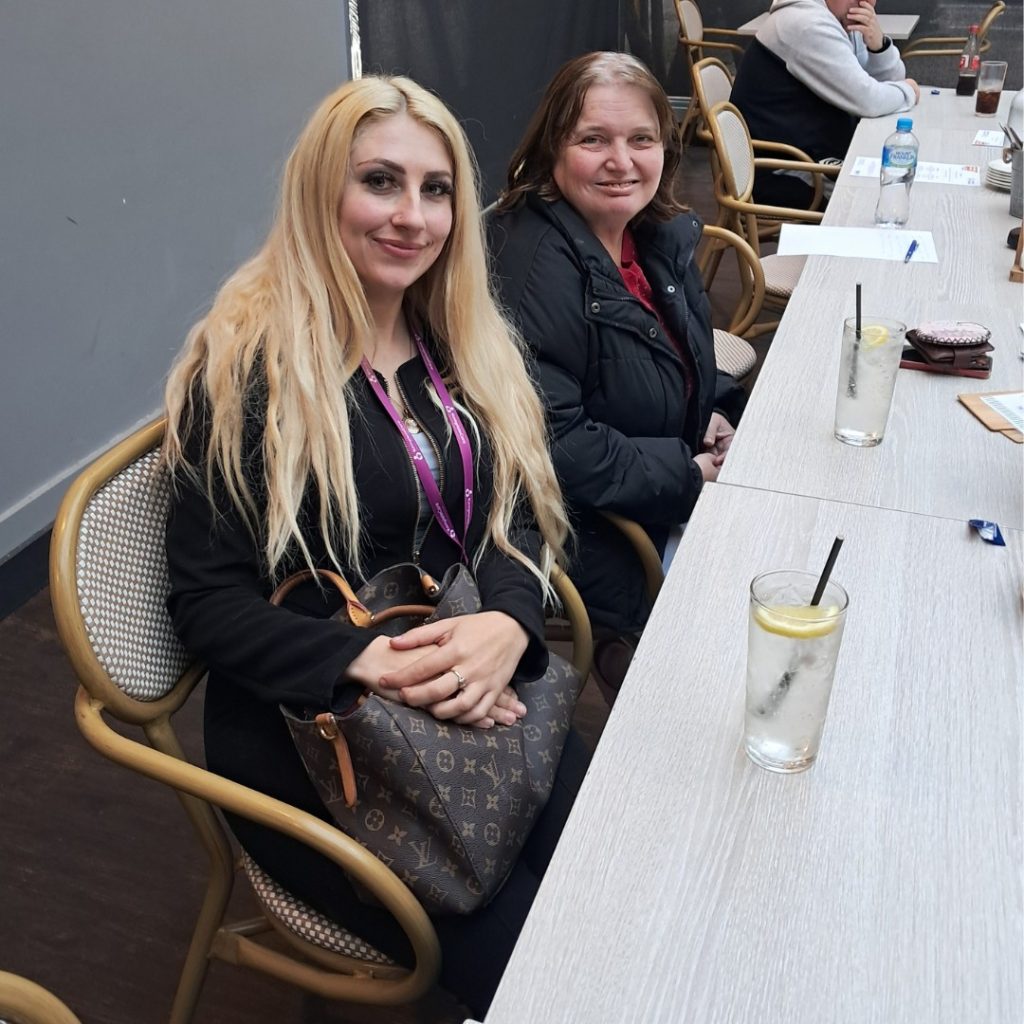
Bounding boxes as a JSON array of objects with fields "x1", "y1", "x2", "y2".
[
  {"x1": 338, "y1": 112, "x2": 454, "y2": 309},
  {"x1": 552, "y1": 82, "x2": 664, "y2": 257}
]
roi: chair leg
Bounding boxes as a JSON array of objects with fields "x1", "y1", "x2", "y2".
[
  {"x1": 168, "y1": 860, "x2": 235, "y2": 1024},
  {"x1": 678, "y1": 94, "x2": 700, "y2": 150},
  {"x1": 145, "y1": 718, "x2": 237, "y2": 1024}
]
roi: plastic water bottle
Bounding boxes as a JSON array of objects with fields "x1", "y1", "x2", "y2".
[{"x1": 874, "y1": 118, "x2": 918, "y2": 228}]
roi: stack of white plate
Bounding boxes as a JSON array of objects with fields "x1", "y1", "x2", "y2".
[{"x1": 986, "y1": 157, "x2": 1012, "y2": 191}]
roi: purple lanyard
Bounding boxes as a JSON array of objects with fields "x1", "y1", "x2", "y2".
[{"x1": 361, "y1": 332, "x2": 474, "y2": 562}]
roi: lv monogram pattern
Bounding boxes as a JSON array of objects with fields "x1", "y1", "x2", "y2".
[{"x1": 283, "y1": 564, "x2": 581, "y2": 915}]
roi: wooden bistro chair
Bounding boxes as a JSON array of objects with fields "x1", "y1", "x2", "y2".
[
  {"x1": 690, "y1": 56, "x2": 735, "y2": 159},
  {"x1": 601, "y1": 513, "x2": 664, "y2": 606},
  {"x1": 689, "y1": 57, "x2": 835, "y2": 283},
  {"x1": 544, "y1": 510, "x2": 664, "y2": 655},
  {"x1": 673, "y1": 0, "x2": 747, "y2": 146},
  {"x1": 49, "y1": 418, "x2": 593, "y2": 1024},
  {"x1": 705, "y1": 100, "x2": 840, "y2": 329},
  {"x1": 0, "y1": 972, "x2": 82, "y2": 1024},
  {"x1": 701, "y1": 223, "x2": 769, "y2": 363},
  {"x1": 696, "y1": 61, "x2": 839, "y2": 286},
  {"x1": 901, "y1": 1, "x2": 1005, "y2": 62}
]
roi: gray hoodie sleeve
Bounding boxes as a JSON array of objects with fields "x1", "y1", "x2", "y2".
[{"x1": 760, "y1": 0, "x2": 915, "y2": 118}]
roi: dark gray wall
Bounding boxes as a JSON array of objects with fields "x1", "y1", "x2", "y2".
[
  {"x1": 0, "y1": 1, "x2": 350, "y2": 563},
  {"x1": 357, "y1": 0, "x2": 620, "y2": 203}
]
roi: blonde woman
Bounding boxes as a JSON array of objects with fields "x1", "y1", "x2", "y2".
[{"x1": 163, "y1": 76, "x2": 588, "y2": 1014}]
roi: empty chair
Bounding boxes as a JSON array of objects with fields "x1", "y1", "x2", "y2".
[
  {"x1": 902, "y1": 1, "x2": 1005, "y2": 62},
  {"x1": 701, "y1": 224, "x2": 771, "y2": 354},
  {"x1": 674, "y1": 0, "x2": 747, "y2": 144},
  {"x1": 705, "y1": 100, "x2": 840, "y2": 322},
  {"x1": 691, "y1": 56, "x2": 832, "y2": 286},
  {"x1": 674, "y1": 0, "x2": 747, "y2": 70}
]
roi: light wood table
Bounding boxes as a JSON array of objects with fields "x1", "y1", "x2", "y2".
[
  {"x1": 483, "y1": 484, "x2": 1022, "y2": 1024},
  {"x1": 720, "y1": 90, "x2": 1023, "y2": 530},
  {"x1": 736, "y1": 12, "x2": 919, "y2": 40}
]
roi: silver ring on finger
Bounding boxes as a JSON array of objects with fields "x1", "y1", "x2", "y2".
[{"x1": 450, "y1": 667, "x2": 467, "y2": 691}]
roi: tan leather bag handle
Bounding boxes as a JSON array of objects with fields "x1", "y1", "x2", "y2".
[
  {"x1": 270, "y1": 566, "x2": 442, "y2": 808},
  {"x1": 268, "y1": 567, "x2": 438, "y2": 627}
]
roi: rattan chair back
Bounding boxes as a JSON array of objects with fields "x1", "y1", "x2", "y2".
[{"x1": 708, "y1": 101, "x2": 756, "y2": 205}]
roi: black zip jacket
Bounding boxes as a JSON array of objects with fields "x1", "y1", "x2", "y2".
[{"x1": 489, "y1": 195, "x2": 744, "y2": 631}]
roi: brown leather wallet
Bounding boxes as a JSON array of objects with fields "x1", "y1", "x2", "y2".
[{"x1": 904, "y1": 321, "x2": 993, "y2": 377}]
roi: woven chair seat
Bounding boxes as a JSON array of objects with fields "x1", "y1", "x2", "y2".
[
  {"x1": 761, "y1": 253, "x2": 805, "y2": 298},
  {"x1": 713, "y1": 329, "x2": 757, "y2": 379},
  {"x1": 241, "y1": 851, "x2": 396, "y2": 966}
]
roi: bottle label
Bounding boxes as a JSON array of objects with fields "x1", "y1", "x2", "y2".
[
  {"x1": 959, "y1": 54, "x2": 980, "y2": 73},
  {"x1": 882, "y1": 145, "x2": 917, "y2": 169}
]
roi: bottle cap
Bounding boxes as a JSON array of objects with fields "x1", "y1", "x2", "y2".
[
  {"x1": 896, "y1": 118, "x2": 913, "y2": 132},
  {"x1": 969, "y1": 24, "x2": 979, "y2": 32}
]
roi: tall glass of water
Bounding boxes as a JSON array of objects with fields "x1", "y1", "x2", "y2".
[
  {"x1": 744, "y1": 570, "x2": 849, "y2": 773},
  {"x1": 834, "y1": 316, "x2": 906, "y2": 446}
]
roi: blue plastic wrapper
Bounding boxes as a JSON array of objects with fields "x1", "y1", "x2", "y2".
[{"x1": 968, "y1": 519, "x2": 1006, "y2": 546}]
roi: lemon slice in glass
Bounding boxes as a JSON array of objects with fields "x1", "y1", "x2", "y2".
[
  {"x1": 753, "y1": 604, "x2": 840, "y2": 639},
  {"x1": 860, "y1": 324, "x2": 889, "y2": 348}
]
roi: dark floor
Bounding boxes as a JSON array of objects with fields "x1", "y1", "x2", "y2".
[
  {"x1": 0, "y1": 589, "x2": 607, "y2": 1024},
  {"x1": 0, "y1": 143, "x2": 756, "y2": 1024}
]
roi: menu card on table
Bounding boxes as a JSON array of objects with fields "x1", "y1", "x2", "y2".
[
  {"x1": 849, "y1": 157, "x2": 981, "y2": 186},
  {"x1": 777, "y1": 225, "x2": 938, "y2": 263},
  {"x1": 957, "y1": 391, "x2": 1024, "y2": 443}
]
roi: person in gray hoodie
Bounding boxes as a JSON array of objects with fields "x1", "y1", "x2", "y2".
[{"x1": 731, "y1": 0, "x2": 919, "y2": 208}]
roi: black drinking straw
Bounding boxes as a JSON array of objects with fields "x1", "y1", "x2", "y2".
[
  {"x1": 810, "y1": 535, "x2": 845, "y2": 606},
  {"x1": 846, "y1": 284, "x2": 862, "y2": 397},
  {"x1": 756, "y1": 535, "x2": 846, "y2": 717}
]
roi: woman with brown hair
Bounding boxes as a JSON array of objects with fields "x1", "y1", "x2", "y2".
[
  {"x1": 162, "y1": 75, "x2": 587, "y2": 1013},
  {"x1": 489, "y1": 52, "x2": 745, "y2": 688}
]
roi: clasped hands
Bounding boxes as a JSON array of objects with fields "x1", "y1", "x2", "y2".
[{"x1": 345, "y1": 610, "x2": 529, "y2": 729}]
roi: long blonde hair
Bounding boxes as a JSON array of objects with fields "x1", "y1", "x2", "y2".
[{"x1": 162, "y1": 76, "x2": 568, "y2": 587}]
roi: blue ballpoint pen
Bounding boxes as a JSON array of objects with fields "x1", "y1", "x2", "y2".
[{"x1": 903, "y1": 239, "x2": 918, "y2": 263}]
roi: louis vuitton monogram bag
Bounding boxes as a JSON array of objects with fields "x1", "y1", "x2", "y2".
[{"x1": 275, "y1": 563, "x2": 582, "y2": 915}]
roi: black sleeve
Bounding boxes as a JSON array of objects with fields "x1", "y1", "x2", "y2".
[
  {"x1": 165, "y1": 421, "x2": 374, "y2": 712},
  {"x1": 507, "y1": 235, "x2": 705, "y2": 526},
  {"x1": 713, "y1": 370, "x2": 748, "y2": 425},
  {"x1": 474, "y1": 522, "x2": 549, "y2": 683}
]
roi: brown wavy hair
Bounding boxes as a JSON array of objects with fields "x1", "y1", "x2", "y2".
[{"x1": 498, "y1": 51, "x2": 686, "y2": 221}]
